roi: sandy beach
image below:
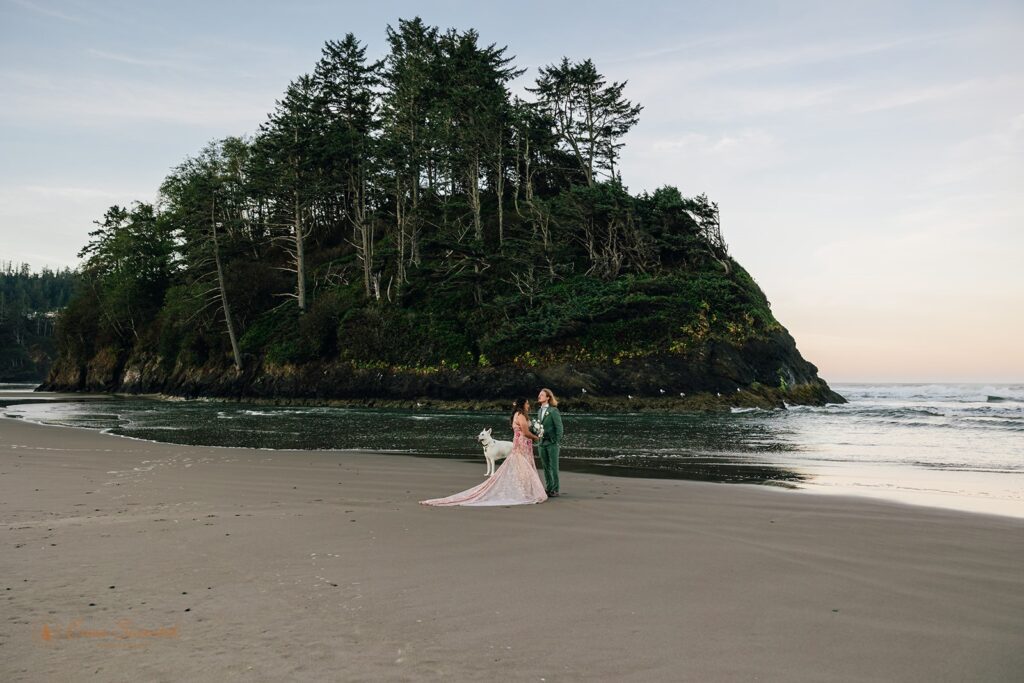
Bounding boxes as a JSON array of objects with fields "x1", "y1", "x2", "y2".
[{"x1": 2, "y1": 416, "x2": 1022, "y2": 682}]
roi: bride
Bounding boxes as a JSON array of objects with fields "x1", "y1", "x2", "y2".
[{"x1": 420, "y1": 397, "x2": 549, "y2": 506}]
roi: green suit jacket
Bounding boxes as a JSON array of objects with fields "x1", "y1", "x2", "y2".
[{"x1": 537, "y1": 406, "x2": 563, "y2": 445}]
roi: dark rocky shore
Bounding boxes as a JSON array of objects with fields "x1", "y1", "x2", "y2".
[{"x1": 41, "y1": 328, "x2": 844, "y2": 412}]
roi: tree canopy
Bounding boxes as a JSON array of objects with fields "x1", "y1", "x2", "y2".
[
  {"x1": 53, "y1": 17, "x2": 783, "y2": 388},
  {"x1": 0, "y1": 262, "x2": 76, "y2": 380}
]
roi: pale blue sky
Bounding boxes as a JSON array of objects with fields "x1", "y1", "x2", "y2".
[{"x1": 1, "y1": 1, "x2": 1022, "y2": 381}]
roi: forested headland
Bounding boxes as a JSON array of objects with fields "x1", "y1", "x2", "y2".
[
  {"x1": 1, "y1": 263, "x2": 76, "y2": 381},
  {"x1": 42, "y1": 17, "x2": 843, "y2": 410}
]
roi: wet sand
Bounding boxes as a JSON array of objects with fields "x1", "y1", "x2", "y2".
[{"x1": 2, "y1": 417, "x2": 1022, "y2": 681}]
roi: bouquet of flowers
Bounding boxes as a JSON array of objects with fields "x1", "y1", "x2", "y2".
[{"x1": 531, "y1": 419, "x2": 545, "y2": 439}]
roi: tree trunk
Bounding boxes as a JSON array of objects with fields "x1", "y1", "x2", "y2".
[
  {"x1": 469, "y1": 154, "x2": 482, "y2": 242},
  {"x1": 350, "y1": 166, "x2": 373, "y2": 299},
  {"x1": 360, "y1": 220, "x2": 373, "y2": 296},
  {"x1": 395, "y1": 177, "x2": 407, "y2": 290},
  {"x1": 211, "y1": 204, "x2": 243, "y2": 372},
  {"x1": 294, "y1": 189, "x2": 307, "y2": 312},
  {"x1": 585, "y1": 89, "x2": 596, "y2": 185},
  {"x1": 511, "y1": 137, "x2": 521, "y2": 218},
  {"x1": 495, "y1": 145, "x2": 505, "y2": 247}
]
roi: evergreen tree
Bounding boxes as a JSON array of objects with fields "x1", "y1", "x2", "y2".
[
  {"x1": 255, "y1": 74, "x2": 324, "y2": 312},
  {"x1": 314, "y1": 34, "x2": 382, "y2": 299},
  {"x1": 160, "y1": 139, "x2": 250, "y2": 370},
  {"x1": 437, "y1": 28, "x2": 522, "y2": 245},
  {"x1": 75, "y1": 202, "x2": 174, "y2": 342},
  {"x1": 380, "y1": 17, "x2": 441, "y2": 290},
  {"x1": 528, "y1": 58, "x2": 643, "y2": 186}
]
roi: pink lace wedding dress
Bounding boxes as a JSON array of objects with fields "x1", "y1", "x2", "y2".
[{"x1": 420, "y1": 421, "x2": 548, "y2": 506}]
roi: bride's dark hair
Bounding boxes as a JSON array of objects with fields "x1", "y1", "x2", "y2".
[{"x1": 510, "y1": 397, "x2": 528, "y2": 426}]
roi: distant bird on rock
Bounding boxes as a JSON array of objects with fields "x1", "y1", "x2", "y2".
[
  {"x1": 628, "y1": 395, "x2": 633, "y2": 400},
  {"x1": 581, "y1": 388, "x2": 587, "y2": 394},
  {"x1": 679, "y1": 392, "x2": 685, "y2": 397},
  {"x1": 659, "y1": 389, "x2": 666, "y2": 394}
]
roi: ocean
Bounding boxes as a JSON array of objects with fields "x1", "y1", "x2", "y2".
[{"x1": 2, "y1": 382, "x2": 1021, "y2": 518}]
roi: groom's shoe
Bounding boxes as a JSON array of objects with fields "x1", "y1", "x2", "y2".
[{"x1": 549, "y1": 491, "x2": 560, "y2": 497}]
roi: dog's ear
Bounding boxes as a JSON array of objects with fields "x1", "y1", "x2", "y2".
[{"x1": 486, "y1": 427, "x2": 492, "y2": 434}]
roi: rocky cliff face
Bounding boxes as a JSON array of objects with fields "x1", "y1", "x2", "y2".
[{"x1": 41, "y1": 324, "x2": 843, "y2": 410}]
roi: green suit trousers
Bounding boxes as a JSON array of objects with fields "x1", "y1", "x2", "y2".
[{"x1": 538, "y1": 443, "x2": 560, "y2": 493}]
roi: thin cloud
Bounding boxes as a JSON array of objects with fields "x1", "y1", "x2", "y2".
[
  {"x1": 631, "y1": 79, "x2": 853, "y2": 122},
  {"x1": 650, "y1": 129, "x2": 778, "y2": 158},
  {"x1": 855, "y1": 76, "x2": 1024, "y2": 113},
  {"x1": 597, "y1": 33, "x2": 735, "y2": 65},
  {"x1": 19, "y1": 185, "x2": 149, "y2": 201},
  {"x1": 8, "y1": 0, "x2": 89, "y2": 25},
  {"x1": 86, "y1": 48, "x2": 196, "y2": 70},
  {"x1": 604, "y1": 29, "x2": 956, "y2": 81},
  {"x1": 187, "y1": 35, "x2": 301, "y2": 59},
  {"x1": 1, "y1": 71, "x2": 276, "y2": 128}
]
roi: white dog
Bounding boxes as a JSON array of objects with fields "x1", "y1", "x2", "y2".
[{"x1": 477, "y1": 428, "x2": 513, "y2": 477}]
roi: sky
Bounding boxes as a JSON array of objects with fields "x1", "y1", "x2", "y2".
[{"x1": 1, "y1": 0, "x2": 1021, "y2": 383}]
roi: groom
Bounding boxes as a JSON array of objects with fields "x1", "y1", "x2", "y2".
[{"x1": 536, "y1": 387, "x2": 564, "y2": 497}]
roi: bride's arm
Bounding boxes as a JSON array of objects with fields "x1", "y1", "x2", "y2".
[{"x1": 517, "y1": 414, "x2": 540, "y2": 441}]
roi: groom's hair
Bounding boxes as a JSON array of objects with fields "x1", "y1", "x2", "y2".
[{"x1": 541, "y1": 388, "x2": 558, "y2": 407}]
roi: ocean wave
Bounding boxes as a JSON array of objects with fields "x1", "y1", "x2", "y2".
[
  {"x1": 781, "y1": 404, "x2": 828, "y2": 413},
  {"x1": 959, "y1": 417, "x2": 1024, "y2": 431},
  {"x1": 835, "y1": 383, "x2": 1024, "y2": 403},
  {"x1": 876, "y1": 419, "x2": 952, "y2": 429},
  {"x1": 782, "y1": 397, "x2": 1023, "y2": 426},
  {"x1": 950, "y1": 404, "x2": 1023, "y2": 414}
]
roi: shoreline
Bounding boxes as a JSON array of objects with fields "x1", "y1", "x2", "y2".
[
  {"x1": 32, "y1": 385, "x2": 843, "y2": 414},
  {"x1": 3, "y1": 390, "x2": 1023, "y2": 521},
  {"x1": 2, "y1": 417, "x2": 1022, "y2": 681},
  {"x1": 8, "y1": 411, "x2": 1024, "y2": 521}
]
